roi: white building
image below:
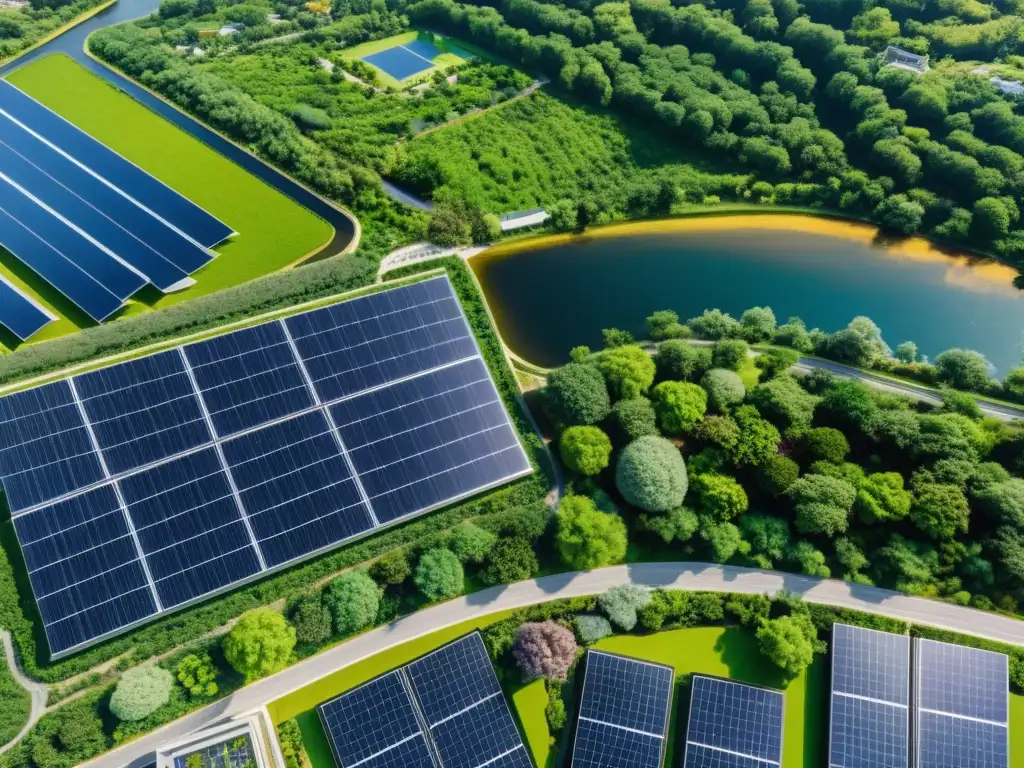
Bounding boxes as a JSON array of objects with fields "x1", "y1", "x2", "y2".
[
  {"x1": 499, "y1": 207, "x2": 551, "y2": 232},
  {"x1": 883, "y1": 46, "x2": 929, "y2": 74}
]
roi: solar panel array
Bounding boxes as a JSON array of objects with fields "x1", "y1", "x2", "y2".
[
  {"x1": 0, "y1": 273, "x2": 55, "y2": 340},
  {"x1": 914, "y1": 639, "x2": 1009, "y2": 768},
  {"x1": 0, "y1": 79, "x2": 232, "y2": 338},
  {"x1": 683, "y1": 676, "x2": 784, "y2": 768},
  {"x1": 318, "y1": 632, "x2": 531, "y2": 768},
  {"x1": 571, "y1": 650, "x2": 674, "y2": 768},
  {"x1": 1, "y1": 276, "x2": 531, "y2": 657},
  {"x1": 829, "y1": 624, "x2": 910, "y2": 768}
]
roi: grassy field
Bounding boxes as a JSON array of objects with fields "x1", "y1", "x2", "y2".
[
  {"x1": 0, "y1": 655, "x2": 31, "y2": 747},
  {"x1": 340, "y1": 30, "x2": 473, "y2": 88},
  {"x1": 0, "y1": 54, "x2": 331, "y2": 351}
]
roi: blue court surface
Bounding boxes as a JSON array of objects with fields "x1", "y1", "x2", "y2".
[{"x1": 362, "y1": 40, "x2": 443, "y2": 81}]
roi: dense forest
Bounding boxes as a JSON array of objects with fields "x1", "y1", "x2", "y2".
[{"x1": 0, "y1": 0, "x2": 107, "y2": 58}]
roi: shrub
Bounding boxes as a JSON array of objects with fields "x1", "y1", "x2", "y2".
[
  {"x1": 647, "y1": 310, "x2": 689, "y2": 340},
  {"x1": 109, "y1": 665, "x2": 174, "y2": 722},
  {"x1": 594, "y1": 345, "x2": 656, "y2": 399},
  {"x1": 757, "y1": 455, "x2": 800, "y2": 496},
  {"x1": 599, "y1": 585, "x2": 652, "y2": 630},
  {"x1": 690, "y1": 473, "x2": 749, "y2": 521},
  {"x1": 688, "y1": 309, "x2": 741, "y2": 339},
  {"x1": 447, "y1": 522, "x2": 497, "y2": 564},
  {"x1": 289, "y1": 592, "x2": 333, "y2": 647},
  {"x1": 554, "y1": 495, "x2": 627, "y2": 569},
  {"x1": 545, "y1": 687, "x2": 568, "y2": 730},
  {"x1": 756, "y1": 613, "x2": 818, "y2": 678},
  {"x1": 513, "y1": 621, "x2": 578, "y2": 680},
  {"x1": 175, "y1": 653, "x2": 219, "y2": 698},
  {"x1": 414, "y1": 548, "x2": 465, "y2": 601},
  {"x1": 480, "y1": 537, "x2": 539, "y2": 586},
  {"x1": 639, "y1": 505, "x2": 699, "y2": 543},
  {"x1": 727, "y1": 405, "x2": 781, "y2": 467},
  {"x1": 573, "y1": 614, "x2": 614, "y2": 643},
  {"x1": 804, "y1": 427, "x2": 850, "y2": 464},
  {"x1": 369, "y1": 549, "x2": 412, "y2": 586},
  {"x1": 787, "y1": 474, "x2": 857, "y2": 536},
  {"x1": 934, "y1": 348, "x2": 990, "y2": 391},
  {"x1": 223, "y1": 608, "x2": 297, "y2": 682},
  {"x1": 651, "y1": 381, "x2": 707, "y2": 435},
  {"x1": 543, "y1": 363, "x2": 610, "y2": 427},
  {"x1": 701, "y1": 369, "x2": 745, "y2": 411},
  {"x1": 615, "y1": 436, "x2": 688, "y2": 512},
  {"x1": 278, "y1": 719, "x2": 311, "y2": 768},
  {"x1": 654, "y1": 340, "x2": 711, "y2": 381},
  {"x1": 325, "y1": 571, "x2": 381, "y2": 636},
  {"x1": 755, "y1": 348, "x2": 799, "y2": 378},
  {"x1": 612, "y1": 397, "x2": 659, "y2": 441},
  {"x1": 711, "y1": 339, "x2": 750, "y2": 370},
  {"x1": 559, "y1": 426, "x2": 613, "y2": 475}
]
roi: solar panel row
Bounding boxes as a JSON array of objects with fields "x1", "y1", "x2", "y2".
[
  {"x1": 319, "y1": 633, "x2": 531, "y2": 768},
  {"x1": 571, "y1": 650, "x2": 675, "y2": 768},
  {"x1": 1, "y1": 277, "x2": 531, "y2": 657},
  {"x1": 0, "y1": 80, "x2": 231, "y2": 337},
  {"x1": 0, "y1": 273, "x2": 55, "y2": 341},
  {"x1": 683, "y1": 676, "x2": 785, "y2": 768}
]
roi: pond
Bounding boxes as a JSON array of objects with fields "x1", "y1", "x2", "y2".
[{"x1": 471, "y1": 214, "x2": 1024, "y2": 374}]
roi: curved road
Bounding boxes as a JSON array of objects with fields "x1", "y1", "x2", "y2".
[
  {"x1": 80, "y1": 562, "x2": 1024, "y2": 768},
  {"x1": 0, "y1": 0, "x2": 359, "y2": 257}
]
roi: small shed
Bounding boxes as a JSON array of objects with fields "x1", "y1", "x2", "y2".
[
  {"x1": 218, "y1": 23, "x2": 242, "y2": 36},
  {"x1": 499, "y1": 207, "x2": 551, "y2": 232},
  {"x1": 882, "y1": 46, "x2": 929, "y2": 74}
]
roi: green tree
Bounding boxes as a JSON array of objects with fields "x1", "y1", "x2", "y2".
[
  {"x1": 740, "y1": 306, "x2": 776, "y2": 342},
  {"x1": 543, "y1": 363, "x2": 611, "y2": 427},
  {"x1": 646, "y1": 310, "x2": 689, "y2": 340},
  {"x1": 790, "y1": 540, "x2": 831, "y2": 577},
  {"x1": 728, "y1": 405, "x2": 782, "y2": 467},
  {"x1": 691, "y1": 473, "x2": 749, "y2": 521},
  {"x1": 651, "y1": 381, "x2": 708, "y2": 434},
  {"x1": 688, "y1": 309, "x2": 741, "y2": 339},
  {"x1": 940, "y1": 389, "x2": 982, "y2": 420},
  {"x1": 288, "y1": 592, "x2": 333, "y2": 647},
  {"x1": 787, "y1": 474, "x2": 856, "y2": 536},
  {"x1": 934, "y1": 348, "x2": 990, "y2": 391},
  {"x1": 749, "y1": 376, "x2": 819, "y2": 436},
  {"x1": 910, "y1": 483, "x2": 970, "y2": 540},
  {"x1": 894, "y1": 341, "x2": 919, "y2": 363},
  {"x1": 972, "y1": 196, "x2": 1013, "y2": 240},
  {"x1": 612, "y1": 397, "x2": 659, "y2": 441},
  {"x1": 559, "y1": 425, "x2": 613, "y2": 475},
  {"x1": 875, "y1": 194, "x2": 924, "y2": 234},
  {"x1": 856, "y1": 472, "x2": 913, "y2": 523},
  {"x1": 700, "y1": 519, "x2": 747, "y2": 563},
  {"x1": 804, "y1": 427, "x2": 850, "y2": 464},
  {"x1": 414, "y1": 548, "x2": 465, "y2": 601},
  {"x1": 447, "y1": 522, "x2": 497, "y2": 564},
  {"x1": 1003, "y1": 366, "x2": 1024, "y2": 399},
  {"x1": 569, "y1": 345, "x2": 591, "y2": 363},
  {"x1": 640, "y1": 505, "x2": 699, "y2": 544},
  {"x1": 741, "y1": 514, "x2": 792, "y2": 568},
  {"x1": 850, "y1": 7, "x2": 899, "y2": 47},
  {"x1": 109, "y1": 666, "x2": 173, "y2": 722},
  {"x1": 615, "y1": 436, "x2": 688, "y2": 512},
  {"x1": 599, "y1": 585, "x2": 652, "y2": 630},
  {"x1": 176, "y1": 653, "x2": 219, "y2": 698},
  {"x1": 549, "y1": 198, "x2": 578, "y2": 231},
  {"x1": 701, "y1": 369, "x2": 746, "y2": 412},
  {"x1": 326, "y1": 571, "x2": 381, "y2": 636},
  {"x1": 602, "y1": 328, "x2": 635, "y2": 348},
  {"x1": 481, "y1": 537, "x2": 539, "y2": 586},
  {"x1": 554, "y1": 495, "x2": 627, "y2": 569},
  {"x1": 711, "y1": 339, "x2": 750, "y2": 371},
  {"x1": 755, "y1": 348, "x2": 799, "y2": 379},
  {"x1": 694, "y1": 414, "x2": 741, "y2": 450},
  {"x1": 223, "y1": 609, "x2": 296, "y2": 682},
  {"x1": 773, "y1": 317, "x2": 813, "y2": 352},
  {"x1": 756, "y1": 614, "x2": 818, "y2": 678},
  {"x1": 757, "y1": 455, "x2": 801, "y2": 496},
  {"x1": 595, "y1": 345, "x2": 656, "y2": 399},
  {"x1": 370, "y1": 549, "x2": 412, "y2": 586},
  {"x1": 654, "y1": 340, "x2": 711, "y2": 381}
]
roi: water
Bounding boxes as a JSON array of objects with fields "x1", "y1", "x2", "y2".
[{"x1": 473, "y1": 215, "x2": 1024, "y2": 374}]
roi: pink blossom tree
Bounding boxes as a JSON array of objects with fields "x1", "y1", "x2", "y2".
[{"x1": 512, "y1": 621, "x2": 578, "y2": 681}]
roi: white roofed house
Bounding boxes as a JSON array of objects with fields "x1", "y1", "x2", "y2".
[{"x1": 883, "y1": 45, "x2": 929, "y2": 74}]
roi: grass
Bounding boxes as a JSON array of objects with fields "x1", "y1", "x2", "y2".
[
  {"x1": 0, "y1": 653, "x2": 31, "y2": 747},
  {"x1": 1013, "y1": 694, "x2": 1024, "y2": 768},
  {"x1": 340, "y1": 30, "x2": 473, "y2": 89},
  {"x1": 512, "y1": 678, "x2": 551, "y2": 767},
  {"x1": 0, "y1": 54, "x2": 332, "y2": 351}
]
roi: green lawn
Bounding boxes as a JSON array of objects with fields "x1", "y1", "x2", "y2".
[
  {"x1": 0, "y1": 54, "x2": 331, "y2": 350},
  {"x1": 340, "y1": 30, "x2": 472, "y2": 89},
  {"x1": 512, "y1": 678, "x2": 551, "y2": 767},
  {"x1": 1013, "y1": 694, "x2": 1024, "y2": 768}
]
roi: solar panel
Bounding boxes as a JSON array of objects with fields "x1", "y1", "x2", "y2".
[
  {"x1": 572, "y1": 651, "x2": 674, "y2": 768},
  {"x1": 683, "y1": 676, "x2": 783, "y2": 768},
  {"x1": 320, "y1": 633, "x2": 529, "y2": 768},
  {"x1": 0, "y1": 276, "x2": 531, "y2": 657},
  {"x1": 0, "y1": 268, "x2": 55, "y2": 341},
  {"x1": 914, "y1": 639, "x2": 1009, "y2": 768},
  {"x1": 829, "y1": 623, "x2": 909, "y2": 768}
]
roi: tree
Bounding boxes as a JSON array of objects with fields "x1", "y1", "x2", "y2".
[
  {"x1": 481, "y1": 537, "x2": 539, "y2": 586},
  {"x1": 934, "y1": 349, "x2": 990, "y2": 391},
  {"x1": 616, "y1": 436, "x2": 688, "y2": 511},
  {"x1": 757, "y1": 455, "x2": 801, "y2": 496},
  {"x1": 370, "y1": 549, "x2": 412, "y2": 586},
  {"x1": 654, "y1": 340, "x2": 711, "y2": 381},
  {"x1": 513, "y1": 621, "x2": 578, "y2": 680},
  {"x1": 748, "y1": 376, "x2": 819, "y2": 436},
  {"x1": 176, "y1": 653, "x2": 218, "y2": 698},
  {"x1": 326, "y1": 571, "x2": 381, "y2": 636},
  {"x1": 414, "y1": 548, "x2": 464, "y2": 601},
  {"x1": 691, "y1": 473, "x2": 748, "y2": 521},
  {"x1": 289, "y1": 592, "x2": 333, "y2": 647},
  {"x1": 599, "y1": 584, "x2": 652, "y2": 630},
  {"x1": 109, "y1": 665, "x2": 173, "y2": 721},
  {"x1": 543, "y1": 363, "x2": 611, "y2": 427},
  {"x1": 612, "y1": 397, "x2": 659, "y2": 441},
  {"x1": 856, "y1": 472, "x2": 912, "y2": 524},
  {"x1": 910, "y1": 483, "x2": 970, "y2": 540},
  {"x1": 574, "y1": 615, "x2": 613, "y2": 643},
  {"x1": 850, "y1": 7, "x2": 899, "y2": 47},
  {"x1": 972, "y1": 197, "x2": 1013, "y2": 240},
  {"x1": 755, "y1": 348, "x2": 799, "y2": 379},
  {"x1": 570, "y1": 346, "x2": 591, "y2": 363},
  {"x1": 975, "y1": 479, "x2": 1024, "y2": 527},
  {"x1": 646, "y1": 310, "x2": 689, "y2": 340},
  {"x1": 595, "y1": 345, "x2": 656, "y2": 399},
  {"x1": 915, "y1": 413, "x2": 984, "y2": 462},
  {"x1": 694, "y1": 414, "x2": 741, "y2": 450},
  {"x1": 787, "y1": 474, "x2": 856, "y2": 536},
  {"x1": 223, "y1": 609, "x2": 296, "y2": 682},
  {"x1": 875, "y1": 194, "x2": 924, "y2": 234},
  {"x1": 688, "y1": 309, "x2": 741, "y2": 339},
  {"x1": 702, "y1": 369, "x2": 745, "y2": 411},
  {"x1": 804, "y1": 427, "x2": 850, "y2": 464},
  {"x1": 740, "y1": 306, "x2": 776, "y2": 342},
  {"x1": 601, "y1": 328, "x2": 635, "y2": 348},
  {"x1": 940, "y1": 389, "x2": 982, "y2": 420},
  {"x1": 554, "y1": 495, "x2": 627, "y2": 569},
  {"x1": 559, "y1": 426, "x2": 613, "y2": 475},
  {"x1": 701, "y1": 519, "x2": 746, "y2": 563},
  {"x1": 773, "y1": 317, "x2": 813, "y2": 352},
  {"x1": 549, "y1": 198, "x2": 578, "y2": 231},
  {"x1": 728, "y1": 405, "x2": 782, "y2": 467},
  {"x1": 447, "y1": 522, "x2": 497, "y2": 564},
  {"x1": 790, "y1": 540, "x2": 831, "y2": 577},
  {"x1": 651, "y1": 381, "x2": 707, "y2": 434},
  {"x1": 711, "y1": 339, "x2": 749, "y2": 371},
  {"x1": 756, "y1": 614, "x2": 817, "y2": 678},
  {"x1": 640, "y1": 505, "x2": 699, "y2": 544},
  {"x1": 741, "y1": 514, "x2": 792, "y2": 568},
  {"x1": 894, "y1": 341, "x2": 919, "y2": 363}
]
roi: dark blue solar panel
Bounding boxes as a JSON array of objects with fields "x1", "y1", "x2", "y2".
[
  {"x1": 429, "y1": 695, "x2": 526, "y2": 768},
  {"x1": 119, "y1": 448, "x2": 261, "y2": 609},
  {"x1": 75, "y1": 350, "x2": 212, "y2": 475},
  {"x1": 363, "y1": 47, "x2": 435, "y2": 81},
  {"x1": 221, "y1": 411, "x2": 373, "y2": 568},
  {"x1": 403, "y1": 39, "x2": 443, "y2": 61},
  {"x1": 832, "y1": 624, "x2": 909, "y2": 705},
  {"x1": 183, "y1": 321, "x2": 314, "y2": 437},
  {"x1": 686, "y1": 676, "x2": 783, "y2": 764},
  {"x1": 285, "y1": 277, "x2": 477, "y2": 403},
  {"x1": 0, "y1": 80, "x2": 233, "y2": 249},
  {"x1": 0, "y1": 113, "x2": 210, "y2": 283},
  {"x1": 683, "y1": 744, "x2": 773, "y2": 768},
  {"x1": 406, "y1": 633, "x2": 500, "y2": 724},
  {"x1": 319, "y1": 672, "x2": 424, "y2": 767},
  {"x1": 830, "y1": 695, "x2": 907, "y2": 768},
  {"x1": 0, "y1": 380, "x2": 104, "y2": 512},
  {"x1": 0, "y1": 274, "x2": 53, "y2": 341},
  {"x1": 359, "y1": 736, "x2": 436, "y2": 768},
  {"x1": 916, "y1": 640, "x2": 1008, "y2": 723},
  {"x1": 331, "y1": 358, "x2": 529, "y2": 524},
  {"x1": 481, "y1": 749, "x2": 533, "y2": 768},
  {"x1": 916, "y1": 712, "x2": 1008, "y2": 768},
  {"x1": 12, "y1": 485, "x2": 157, "y2": 656},
  {"x1": 579, "y1": 652, "x2": 673, "y2": 736},
  {"x1": 575, "y1": 719, "x2": 664, "y2": 768}
]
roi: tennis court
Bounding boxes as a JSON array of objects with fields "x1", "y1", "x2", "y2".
[{"x1": 362, "y1": 39, "x2": 443, "y2": 81}]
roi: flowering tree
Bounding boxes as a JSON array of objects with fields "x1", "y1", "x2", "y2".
[{"x1": 512, "y1": 621, "x2": 578, "y2": 681}]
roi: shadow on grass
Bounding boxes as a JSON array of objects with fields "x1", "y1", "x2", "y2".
[{"x1": 295, "y1": 709, "x2": 334, "y2": 768}]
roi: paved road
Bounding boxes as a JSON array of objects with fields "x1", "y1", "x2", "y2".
[
  {"x1": 0, "y1": 630, "x2": 47, "y2": 756},
  {"x1": 82, "y1": 562, "x2": 1024, "y2": 768}
]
